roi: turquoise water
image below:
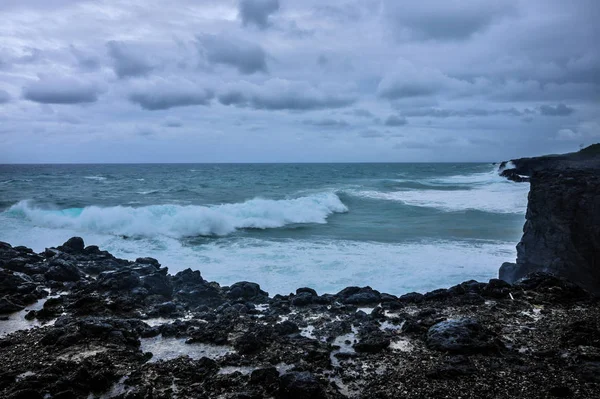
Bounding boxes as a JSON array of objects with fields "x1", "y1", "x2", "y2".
[{"x1": 0, "y1": 163, "x2": 529, "y2": 295}]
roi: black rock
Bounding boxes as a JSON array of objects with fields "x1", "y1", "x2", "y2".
[
  {"x1": 0, "y1": 297, "x2": 24, "y2": 314},
  {"x1": 278, "y1": 372, "x2": 325, "y2": 399},
  {"x1": 58, "y1": 237, "x2": 85, "y2": 253},
  {"x1": 291, "y1": 292, "x2": 314, "y2": 306},
  {"x1": 499, "y1": 169, "x2": 600, "y2": 294},
  {"x1": 337, "y1": 286, "x2": 381, "y2": 305},
  {"x1": 274, "y1": 320, "x2": 300, "y2": 335},
  {"x1": 227, "y1": 282, "x2": 268, "y2": 301},
  {"x1": 44, "y1": 258, "x2": 81, "y2": 282},
  {"x1": 354, "y1": 333, "x2": 390, "y2": 353},
  {"x1": 426, "y1": 318, "x2": 501, "y2": 354}
]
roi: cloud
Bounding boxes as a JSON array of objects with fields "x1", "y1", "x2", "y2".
[
  {"x1": 384, "y1": 115, "x2": 408, "y2": 126},
  {"x1": 22, "y1": 76, "x2": 101, "y2": 104},
  {"x1": 197, "y1": 34, "x2": 268, "y2": 74},
  {"x1": 163, "y1": 117, "x2": 183, "y2": 128},
  {"x1": 360, "y1": 129, "x2": 384, "y2": 138},
  {"x1": 403, "y1": 107, "x2": 525, "y2": 118},
  {"x1": 539, "y1": 103, "x2": 575, "y2": 116},
  {"x1": 384, "y1": 0, "x2": 514, "y2": 41},
  {"x1": 128, "y1": 79, "x2": 214, "y2": 110},
  {"x1": 303, "y1": 118, "x2": 349, "y2": 128},
  {"x1": 218, "y1": 79, "x2": 356, "y2": 111},
  {"x1": 107, "y1": 41, "x2": 154, "y2": 79},
  {"x1": 239, "y1": 0, "x2": 279, "y2": 29},
  {"x1": 0, "y1": 89, "x2": 11, "y2": 104},
  {"x1": 555, "y1": 121, "x2": 600, "y2": 142},
  {"x1": 377, "y1": 60, "x2": 456, "y2": 100},
  {"x1": 70, "y1": 45, "x2": 100, "y2": 71},
  {"x1": 348, "y1": 109, "x2": 374, "y2": 118}
]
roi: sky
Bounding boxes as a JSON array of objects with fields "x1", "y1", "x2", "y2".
[{"x1": 0, "y1": 0, "x2": 598, "y2": 163}]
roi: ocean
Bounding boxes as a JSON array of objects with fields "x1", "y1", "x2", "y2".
[{"x1": 0, "y1": 163, "x2": 529, "y2": 296}]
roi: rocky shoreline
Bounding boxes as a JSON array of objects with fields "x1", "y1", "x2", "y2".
[
  {"x1": 1, "y1": 236, "x2": 599, "y2": 399},
  {"x1": 2, "y1": 145, "x2": 600, "y2": 398}
]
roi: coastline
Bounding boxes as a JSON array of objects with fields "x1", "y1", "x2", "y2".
[
  {"x1": 1, "y1": 145, "x2": 599, "y2": 398},
  {"x1": 1, "y1": 236, "x2": 599, "y2": 398}
]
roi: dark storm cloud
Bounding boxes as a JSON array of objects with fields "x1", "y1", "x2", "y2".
[
  {"x1": 22, "y1": 77, "x2": 101, "y2": 104},
  {"x1": 197, "y1": 34, "x2": 267, "y2": 74},
  {"x1": 384, "y1": 0, "x2": 514, "y2": 41},
  {"x1": 539, "y1": 103, "x2": 575, "y2": 116},
  {"x1": 128, "y1": 80, "x2": 214, "y2": 111},
  {"x1": 107, "y1": 41, "x2": 154, "y2": 79},
  {"x1": 303, "y1": 118, "x2": 349, "y2": 128},
  {"x1": 218, "y1": 79, "x2": 356, "y2": 111},
  {"x1": 239, "y1": 0, "x2": 280, "y2": 29},
  {"x1": 0, "y1": 90, "x2": 11, "y2": 104},
  {"x1": 384, "y1": 115, "x2": 408, "y2": 126}
]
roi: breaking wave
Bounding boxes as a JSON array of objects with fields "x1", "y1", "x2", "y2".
[{"x1": 4, "y1": 193, "x2": 348, "y2": 238}]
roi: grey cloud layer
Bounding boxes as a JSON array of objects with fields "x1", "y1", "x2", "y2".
[
  {"x1": 22, "y1": 77, "x2": 101, "y2": 104},
  {"x1": 218, "y1": 79, "x2": 355, "y2": 110},
  {"x1": 198, "y1": 35, "x2": 268, "y2": 74},
  {"x1": 0, "y1": 0, "x2": 598, "y2": 162},
  {"x1": 107, "y1": 41, "x2": 155, "y2": 79},
  {"x1": 239, "y1": 0, "x2": 280, "y2": 29},
  {"x1": 129, "y1": 79, "x2": 214, "y2": 110}
]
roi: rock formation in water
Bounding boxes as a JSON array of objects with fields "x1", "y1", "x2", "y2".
[{"x1": 499, "y1": 143, "x2": 600, "y2": 294}]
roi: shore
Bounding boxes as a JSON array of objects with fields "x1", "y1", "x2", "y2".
[
  {"x1": 1, "y1": 237, "x2": 599, "y2": 399},
  {"x1": 2, "y1": 145, "x2": 600, "y2": 398}
]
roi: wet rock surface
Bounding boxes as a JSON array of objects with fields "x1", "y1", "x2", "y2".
[
  {"x1": 498, "y1": 144, "x2": 600, "y2": 295},
  {"x1": 1, "y1": 238, "x2": 599, "y2": 398}
]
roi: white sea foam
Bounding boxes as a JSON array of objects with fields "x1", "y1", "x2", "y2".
[
  {"x1": 4, "y1": 193, "x2": 348, "y2": 238},
  {"x1": 0, "y1": 209, "x2": 517, "y2": 295},
  {"x1": 83, "y1": 176, "x2": 106, "y2": 181},
  {"x1": 349, "y1": 168, "x2": 529, "y2": 214},
  {"x1": 351, "y1": 183, "x2": 529, "y2": 214}
]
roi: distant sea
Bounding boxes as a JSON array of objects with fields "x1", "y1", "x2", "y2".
[{"x1": 0, "y1": 163, "x2": 529, "y2": 295}]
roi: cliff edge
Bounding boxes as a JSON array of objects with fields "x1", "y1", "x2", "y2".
[{"x1": 500, "y1": 145, "x2": 600, "y2": 294}]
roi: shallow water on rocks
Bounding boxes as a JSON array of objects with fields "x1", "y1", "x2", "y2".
[{"x1": 139, "y1": 336, "x2": 234, "y2": 362}]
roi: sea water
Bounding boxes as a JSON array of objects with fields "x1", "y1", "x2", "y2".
[{"x1": 0, "y1": 163, "x2": 529, "y2": 295}]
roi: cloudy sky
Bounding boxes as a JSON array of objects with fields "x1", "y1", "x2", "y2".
[{"x1": 0, "y1": 0, "x2": 598, "y2": 163}]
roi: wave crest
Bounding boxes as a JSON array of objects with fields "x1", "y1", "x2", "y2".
[{"x1": 5, "y1": 193, "x2": 348, "y2": 238}]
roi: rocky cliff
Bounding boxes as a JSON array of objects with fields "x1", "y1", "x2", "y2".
[{"x1": 500, "y1": 167, "x2": 600, "y2": 294}]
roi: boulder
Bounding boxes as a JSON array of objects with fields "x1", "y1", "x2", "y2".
[
  {"x1": 278, "y1": 372, "x2": 325, "y2": 399},
  {"x1": 426, "y1": 318, "x2": 500, "y2": 354}
]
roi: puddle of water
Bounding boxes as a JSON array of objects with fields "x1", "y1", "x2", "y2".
[
  {"x1": 0, "y1": 294, "x2": 66, "y2": 338},
  {"x1": 389, "y1": 339, "x2": 413, "y2": 352},
  {"x1": 58, "y1": 348, "x2": 108, "y2": 361},
  {"x1": 300, "y1": 325, "x2": 316, "y2": 339},
  {"x1": 16, "y1": 371, "x2": 35, "y2": 381},
  {"x1": 218, "y1": 366, "x2": 255, "y2": 375},
  {"x1": 330, "y1": 325, "x2": 359, "y2": 368},
  {"x1": 379, "y1": 320, "x2": 404, "y2": 331},
  {"x1": 140, "y1": 336, "x2": 233, "y2": 362}
]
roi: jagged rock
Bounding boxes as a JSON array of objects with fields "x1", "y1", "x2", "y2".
[
  {"x1": 278, "y1": 372, "x2": 325, "y2": 399},
  {"x1": 498, "y1": 168, "x2": 600, "y2": 294},
  {"x1": 44, "y1": 258, "x2": 81, "y2": 282},
  {"x1": 227, "y1": 282, "x2": 268, "y2": 301},
  {"x1": 57, "y1": 237, "x2": 85, "y2": 253},
  {"x1": 426, "y1": 318, "x2": 500, "y2": 354},
  {"x1": 0, "y1": 297, "x2": 24, "y2": 313},
  {"x1": 336, "y1": 286, "x2": 381, "y2": 304}
]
